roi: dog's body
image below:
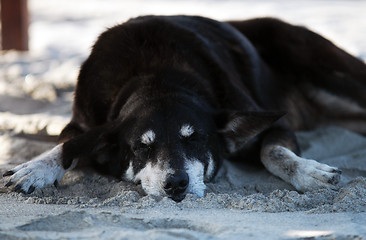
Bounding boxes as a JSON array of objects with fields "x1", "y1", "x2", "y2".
[{"x1": 4, "y1": 16, "x2": 366, "y2": 201}]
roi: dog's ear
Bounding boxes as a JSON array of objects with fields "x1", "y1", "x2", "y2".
[
  {"x1": 91, "y1": 128, "x2": 120, "y2": 155},
  {"x1": 62, "y1": 122, "x2": 121, "y2": 169},
  {"x1": 216, "y1": 110, "x2": 285, "y2": 154}
]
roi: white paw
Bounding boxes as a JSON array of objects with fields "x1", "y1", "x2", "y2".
[
  {"x1": 3, "y1": 145, "x2": 65, "y2": 194},
  {"x1": 291, "y1": 157, "x2": 342, "y2": 192}
]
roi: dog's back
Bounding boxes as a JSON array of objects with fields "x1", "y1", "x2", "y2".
[{"x1": 228, "y1": 18, "x2": 366, "y2": 132}]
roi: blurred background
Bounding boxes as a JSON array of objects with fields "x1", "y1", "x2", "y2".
[{"x1": 0, "y1": 0, "x2": 365, "y2": 138}]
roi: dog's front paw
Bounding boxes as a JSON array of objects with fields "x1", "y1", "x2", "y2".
[
  {"x1": 3, "y1": 145, "x2": 65, "y2": 194},
  {"x1": 291, "y1": 158, "x2": 342, "y2": 192}
]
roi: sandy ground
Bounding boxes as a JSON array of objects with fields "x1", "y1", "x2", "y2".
[{"x1": 1, "y1": 0, "x2": 366, "y2": 239}]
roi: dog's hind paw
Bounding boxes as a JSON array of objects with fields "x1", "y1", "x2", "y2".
[
  {"x1": 3, "y1": 145, "x2": 66, "y2": 194},
  {"x1": 291, "y1": 158, "x2": 342, "y2": 192}
]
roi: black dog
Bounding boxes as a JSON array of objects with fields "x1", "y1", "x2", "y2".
[{"x1": 4, "y1": 16, "x2": 366, "y2": 202}]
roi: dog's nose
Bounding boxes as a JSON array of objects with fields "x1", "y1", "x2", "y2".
[{"x1": 164, "y1": 170, "x2": 189, "y2": 202}]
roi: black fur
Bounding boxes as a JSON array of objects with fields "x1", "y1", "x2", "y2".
[
  {"x1": 60, "y1": 15, "x2": 365, "y2": 179},
  {"x1": 6, "y1": 16, "x2": 365, "y2": 201}
]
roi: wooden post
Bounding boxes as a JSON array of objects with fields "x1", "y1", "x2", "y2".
[{"x1": 1, "y1": 0, "x2": 29, "y2": 51}]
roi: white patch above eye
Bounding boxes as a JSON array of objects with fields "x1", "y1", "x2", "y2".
[
  {"x1": 141, "y1": 130, "x2": 155, "y2": 145},
  {"x1": 180, "y1": 124, "x2": 194, "y2": 137}
]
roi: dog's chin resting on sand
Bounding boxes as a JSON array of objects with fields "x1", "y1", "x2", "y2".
[{"x1": 4, "y1": 15, "x2": 366, "y2": 202}]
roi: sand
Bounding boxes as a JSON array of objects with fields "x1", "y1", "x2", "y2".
[
  {"x1": 1, "y1": 139, "x2": 366, "y2": 240},
  {"x1": 1, "y1": 0, "x2": 366, "y2": 239}
]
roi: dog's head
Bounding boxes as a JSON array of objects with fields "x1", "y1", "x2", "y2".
[
  {"x1": 94, "y1": 108, "x2": 282, "y2": 201},
  {"x1": 113, "y1": 95, "x2": 221, "y2": 202},
  {"x1": 83, "y1": 73, "x2": 284, "y2": 202}
]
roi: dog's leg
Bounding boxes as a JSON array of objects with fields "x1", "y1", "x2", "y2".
[
  {"x1": 3, "y1": 121, "x2": 112, "y2": 194},
  {"x1": 260, "y1": 127, "x2": 342, "y2": 192},
  {"x1": 3, "y1": 121, "x2": 88, "y2": 193},
  {"x1": 3, "y1": 144, "x2": 76, "y2": 194},
  {"x1": 3, "y1": 122, "x2": 85, "y2": 193}
]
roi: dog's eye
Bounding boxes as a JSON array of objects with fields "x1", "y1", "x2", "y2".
[
  {"x1": 181, "y1": 132, "x2": 200, "y2": 143},
  {"x1": 133, "y1": 143, "x2": 154, "y2": 158}
]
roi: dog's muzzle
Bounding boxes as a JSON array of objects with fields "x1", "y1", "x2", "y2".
[{"x1": 164, "y1": 170, "x2": 189, "y2": 202}]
